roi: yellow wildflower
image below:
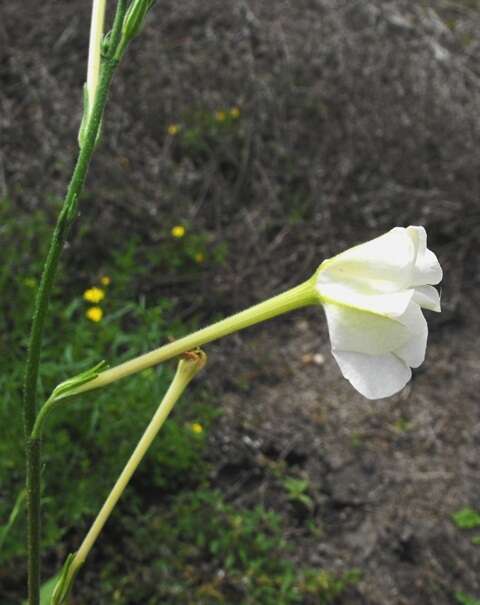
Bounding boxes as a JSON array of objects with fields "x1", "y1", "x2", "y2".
[
  {"x1": 171, "y1": 225, "x2": 186, "y2": 238},
  {"x1": 83, "y1": 287, "x2": 105, "y2": 303},
  {"x1": 167, "y1": 123, "x2": 180, "y2": 136},
  {"x1": 100, "y1": 275, "x2": 111, "y2": 286},
  {"x1": 86, "y1": 306, "x2": 103, "y2": 322},
  {"x1": 229, "y1": 107, "x2": 240, "y2": 119},
  {"x1": 194, "y1": 252, "x2": 205, "y2": 264},
  {"x1": 215, "y1": 111, "x2": 226, "y2": 122},
  {"x1": 190, "y1": 422, "x2": 203, "y2": 434}
]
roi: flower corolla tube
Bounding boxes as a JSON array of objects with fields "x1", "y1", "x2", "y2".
[
  {"x1": 316, "y1": 226, "x2": 442, "y2": 399},
  {"x1": 67, "y1": 226, "x2": 442, "y2": 404}
]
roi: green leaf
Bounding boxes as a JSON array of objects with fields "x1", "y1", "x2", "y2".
[
  {"x1": 51, "y1": 553, "x2": 80, "y2": 605},
  {"x1": 0, "y1": 489, "x2": 26, "y2": 552},
  {"x1": 455, "y1": 591, "x2": 480, "y2": 605},
  {"x1": 50, "y1": 360, "x2": 108, "y2": 402},
  {"x1": 40, "y1": 575, "x2": 60, "y2": 605},
  {"x1": 452, "y1": 507, "x2": 480, "y2": 529}
]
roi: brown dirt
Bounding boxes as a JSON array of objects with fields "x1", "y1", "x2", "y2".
[{"x1": 207, "y1": 304, "x2": 480, "y2": 604}]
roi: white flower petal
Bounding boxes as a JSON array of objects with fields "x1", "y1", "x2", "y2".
[
  {"x1": 316, "y1": 226, "x2": 442, "y2": 399},
  {"x1": 318, "y1": 227, "x2": 416, "y2": 293},
  {"x1": 394, "y1": 302, "x2": 428, "y2": 368},
  {"x1": 412, "y1": 285, "x2": 441, "y2": 312},
  {"x1": 332, "y1": 350, "x2": 412, "y2": 400},
  {"x1": 323, "y1": 303, "x2": 411, "y2": 356},
  {"x1": 318, "y1": 282, "x2": 414, "y2": 318},
  {"x1": 406, "y1": 226, "x2": 443, "y2": 286}
]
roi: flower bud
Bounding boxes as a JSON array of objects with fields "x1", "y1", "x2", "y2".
[{"x1": 122, "y1": 0, "x2": 155, "y2": 42}]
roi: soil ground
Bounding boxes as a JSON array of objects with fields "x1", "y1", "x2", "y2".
[{"x1": 208, "y1": 306, "x2": 480, "y2": 604}]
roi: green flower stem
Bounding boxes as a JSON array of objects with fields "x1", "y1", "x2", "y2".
[
  {"x1": 25, "y1": 438, "x2": 41, "y2": 605},
  {"x1": 22, "y1": 3, "x2": 127, "y2": 604},
  {"x1": 71, "y1": 277, "x2": 319, "y2": 398},
  {"x1": 64, "y1": 352, "x2": 207, "y2": 594}
]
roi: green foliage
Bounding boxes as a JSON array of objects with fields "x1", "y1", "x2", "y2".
[
  {"x1": 452, "y1": 506, "x2": 480, "y2": 554},
  {"x1": 282, "y1": 477, "x2": 314, "y2": 511},
  {"x1": 0, "y1": 198, "x2": 217, "y2": 568},
  {"x1": 89, "y1": 489, "x2": 359, "y2": 605},
  {"x1": 168, "y1": 106, "x2": 243, "y2": 171},
  {"x1": 452, "y1": 508, "x2": 480, "y2": 530},
  {"x1": 455, "y1": 592, "x2": 480, "y2": 605},
  {"x1": 392, "y1": 417, "x2": 411, "y2": 433},
  {"x1": 0, "y1": 490, "x2": 26, "y2": 552},
  {"x1": 1, "y1": 199, "x2": 358, "y2": 604}
]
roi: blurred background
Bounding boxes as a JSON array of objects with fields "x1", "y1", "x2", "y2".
[{"x1": 1, "y1": 1, "x2": 480, "y2": 603}]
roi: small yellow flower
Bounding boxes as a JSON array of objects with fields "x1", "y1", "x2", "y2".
[
  {"x1": 229, "y1": 107, "x2": 240, "y2": 119},
  {"x1": 190, "y1": 422, "x2": 203, "y2": 434},
  {"x1": 167, "y1": 123, "x2": 180, "y2": 136},
  {"x1": 86, "y1": 306, "x2": 103, "y2": 322},
  {"x1": 194, "y1": 252, "x2": 205, "y2": 264},
  {"x1": 215, "y1": 111, "x2": 226, "y2": 122},
  {"x1": 83, "y1": 287, "x2": 105, "y2": 303},
  {"x1": 171, "y1": 225, "x2": 186, "y2": 238},
  {"x1": 100, "y1": 276, "x2": 111, "y2": 286}
]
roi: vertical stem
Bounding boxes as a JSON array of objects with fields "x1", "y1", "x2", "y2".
[
  {"x1": 26, "y1": 438, "x2": 41, "y2": 605},
  {"x1": 22, "y1": 3, "x2": 127, "y2": 603}
]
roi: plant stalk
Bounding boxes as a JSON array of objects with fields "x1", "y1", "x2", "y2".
[
  {"x1": 65, "y1": 352, "x2": 206, "y2": 593},
  {"x1": 22, "y1": 3, "x2": 127, "y2": 602},
  {"x1": 72, "y1": 277, "x2": 319, "y2": 397}
]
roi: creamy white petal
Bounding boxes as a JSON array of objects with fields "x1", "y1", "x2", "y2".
[
  {"x1": 412, "y1": 285, "x2": 441, "y2": 312},
  {"x1": 394, "y1": 302, "x2": 428, "y2": 368},
  {"x1": 406, "y1": 226, "x2": 443, "y2": 286},
  {"x1": 332, "y1": 350, "x2": 412, "y2": 400},
  {"x1": 323, "y1": 303, "x2": 411, "y2": 356},
  {"x1": 318, "y1": 282, "x2": 414, "y2": 318},
  {"x1": 318, "y1": 227, "x2": 416, "y2": 293}
]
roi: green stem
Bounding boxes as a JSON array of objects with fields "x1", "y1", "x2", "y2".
[
  {"x1": 22, "y1": 4, "x2": 127, "y2": 603},
  {"x1": 64, "y1": 352, "x2": 206, "y2": 593},
  {"x1": 71, "y1": 277, "x2": 319, "y2": 397},
  {"x1": 26, "y1": 438, "x2": 41, "y2": 605}
]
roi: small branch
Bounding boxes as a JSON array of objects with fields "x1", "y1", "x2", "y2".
[{"x1": 52, "y1": 351, "x2": 207, "y2": 604}]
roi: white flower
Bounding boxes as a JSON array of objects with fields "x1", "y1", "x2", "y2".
[{"x1": 316, "y1": 226, "x2": 442, "y2": 399}]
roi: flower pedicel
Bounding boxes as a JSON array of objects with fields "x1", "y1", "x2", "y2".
[{"x1": 62, "y1": 226, "x2": 442, "y2": 402}]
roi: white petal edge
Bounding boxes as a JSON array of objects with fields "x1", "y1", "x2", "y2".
[
  {"x1": 332, "y1": 350, "x2": 412, "y2": 400},
  {"x1": 413, "y1": 285, "x2": 441, "y2": 312},
  {"x1": 318, "y1": 282, "x2": 414, "y2": 318},
  {"x1": 318, "y1": 227, "x2": 416, "y2": 293},
  {"x1": 406, "y1": 226, "x2": 443, "y2": 286},
  {"x1": 394, "y1": 302, "x2": 428, "y2": 368}
]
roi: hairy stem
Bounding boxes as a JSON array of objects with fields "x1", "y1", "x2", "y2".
[
  {"x1": 22, "y1": 3, "x2": 127, "y2": 603},
  {"x1": 26, "y1": 438, "x2": 41, "y2": 605}
]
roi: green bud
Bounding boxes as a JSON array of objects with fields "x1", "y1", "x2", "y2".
[{"x1": 122, "y1": 0, "x2": 155, "y2": 42}]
